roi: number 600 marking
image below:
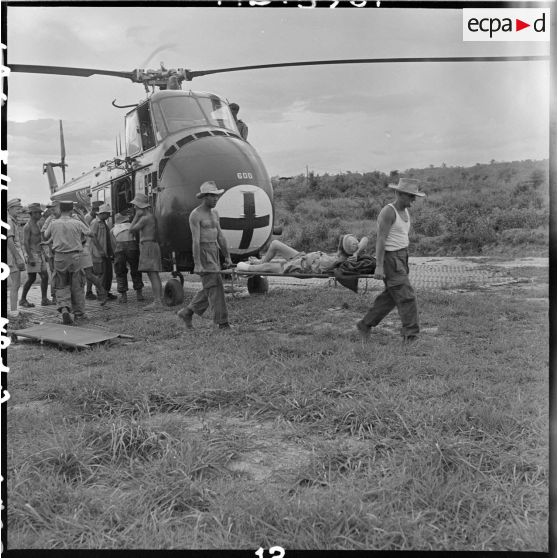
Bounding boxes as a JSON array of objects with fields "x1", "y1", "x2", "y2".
[{"x1": 255, "y1": 547, "x2": 285, "y2": 558}]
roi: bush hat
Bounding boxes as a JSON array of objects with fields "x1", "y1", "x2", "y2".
[
  {"x1": 7, "y1": 198, "x2": 22, "y2": 210},
  {"x1": 27, "y1": 203, "x2": 43, "y2": 213},
  {"x1": 388, "y1": 178, "x2": 426, "y2": 197},
  {"x1": 98, "y1": 204, "x2": 112, "y2": 214},
  {"x1": 196, "y1": 181, "x2": 224, "y2": 199},
  {"x1": 130, "y1": 193, "x2": 150, "y2": 208},
  {"x1": 59, "y1": 200, "x2": 75, "y2": 211},
  {"x1": 342, "y1": 234, "x2": 359, "y2": 255}
]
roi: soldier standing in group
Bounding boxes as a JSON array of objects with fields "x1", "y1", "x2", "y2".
[
  {"x1": 85, "y1": 200, "x2": 103, "y2": 299},
  {"x1": 129, "y1": 193, "x2": 163, "y2": 310},
  {"x1": 85, "y1": 200, "x2": 102, "y2": 225},
  {"x1": 19, "y1": 203, "x2": 53, "y2": 307},
  {"x1": 40, "y1": 202, "x2": 60, "y2": 303},
  {"x1": 229, "y1": 103, "x2": 248, "y2": 140},
  {"x1": 42, "y1": 200, "x2": 91, "y2": 325},
  {"x1": 90, "y1": 204, "x2": 117, "y2": 300},
  {"x1": 7, "y1": 198, "x2": 27, "y2": 318},
  {"x1": 177, "y1": 181, "x2": 232, "y2": 330},
  {"x1": 72, "y1": 205, "x2": 108, "y2": 306},
  {"x1": 110, "y1": 211, "x2": 144, "y2": 303}
]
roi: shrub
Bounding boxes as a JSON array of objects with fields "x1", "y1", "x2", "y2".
[
  {"x1": 271, "y1": 160, "x2": 549, "y2": 256},
  {"x1": 492, "y1": 208, "x2": 547, "y2": 230},
  {"x1": 499, "y1": 228, "x2": 548, "y2": 246},
  {"x1": 412, "y1": 206, "x2": 447, "y2": 237},
  {"x1": 360, "y1": 198, "x2": 382, "y2": 220},
  {"x1": 413, "y1": 234, "x2": 449, "y2": 256},
  {"x1": 295, "y1": 199, "x2": 328, "y2": 220},
  {"x1": 293, "y1": 218, "x2": 342, "y2": 252},
  {"x1": 446, "y1": 211, "x2": 498, "y2": 252}
]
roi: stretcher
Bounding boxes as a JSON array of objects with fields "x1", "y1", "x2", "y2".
[{"x1": 222, "y1": 267, "x2": 380, "y2": 295}]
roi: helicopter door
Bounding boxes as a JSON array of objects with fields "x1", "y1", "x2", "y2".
[
  {"x1": 113, "y1": 177, "x2": 134, "y2": 215},
  {"x1": 144, "y1": 171, "x2": 158, "y2": 208}
]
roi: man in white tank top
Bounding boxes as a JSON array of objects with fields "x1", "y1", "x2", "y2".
[{"x1": 357, "y1": 178, "x2": 426, "y2": 343}]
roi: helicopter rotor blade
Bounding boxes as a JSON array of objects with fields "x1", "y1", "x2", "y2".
[
  {"x1": 188, "y1": 55, "x2": 549, "y2": 79},
  {"x1": 9, "y1": 64, "x2": 136, "y2": 81},
  {"x1": 59, "y1": 120, "x2": 66, "y2": 183}
]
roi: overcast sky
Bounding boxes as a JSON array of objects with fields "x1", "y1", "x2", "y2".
[{"x1": 5, "y1": 4, "x2": 551, "y2": 204}]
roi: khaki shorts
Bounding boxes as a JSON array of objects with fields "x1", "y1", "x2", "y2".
[
  {"x1": 26, "y1": 251, "x2": 48, "y2": 274},
  {"x1": 138, "y1": 241, "x2": 162, "y2": 272}
]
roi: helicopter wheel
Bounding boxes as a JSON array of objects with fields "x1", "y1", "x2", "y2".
[
  {"x1": 163, "y1": 278, "x2": 184, "y2": 307},
  {"x1": 247, "y1": 275, "x2": 269, "y2": 295}
]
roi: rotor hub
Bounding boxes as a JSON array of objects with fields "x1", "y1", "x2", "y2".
[{"x1": 132, "y1": 64, "x2": 193, "y2": 90}]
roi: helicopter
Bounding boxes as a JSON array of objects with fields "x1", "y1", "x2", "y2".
[{"x1": 8, "y1": 54, "x2": 549, "y2": 302}]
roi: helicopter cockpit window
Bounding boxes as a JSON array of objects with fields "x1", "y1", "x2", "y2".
[
  {"x1": 137, "y1": 103, "x2": 156, "y2": 151},
  {"x1": 154, "y1": 96, "x2": 208, "y2": 137},
  {"x1": 197, "y1": 96, "x2": 237, "y2": 132},
  {"x1": 125, "y1": 111, "x2": 142, "y2": 156}
]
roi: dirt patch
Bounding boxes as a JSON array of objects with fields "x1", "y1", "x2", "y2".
[{"x1": 144, "y1": 412, "x2": 313, "y2": 482}]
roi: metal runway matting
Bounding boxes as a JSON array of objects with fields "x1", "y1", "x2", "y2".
[{"x1": 261, "y1": 258, "x2": 520, "y2": 291}]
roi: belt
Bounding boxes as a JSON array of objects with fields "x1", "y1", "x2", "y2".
[
  {"x1": 140, "y1": 239, "x2": 157, "y2": 244},
  {"x1": 56, "y1": 250, "x2": 81, "y2": 254},
  {"x1": 386, "y1": 247, "x2": 408, "y2": 253}
]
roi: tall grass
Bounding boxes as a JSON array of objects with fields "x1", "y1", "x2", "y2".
[{"x1": 7, "y1": 271, "x2": 549, "y2": 550}]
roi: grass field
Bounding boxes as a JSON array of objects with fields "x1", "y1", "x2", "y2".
[{"x1": 7, "y1": 268, "x2": 549, "y2": 550}]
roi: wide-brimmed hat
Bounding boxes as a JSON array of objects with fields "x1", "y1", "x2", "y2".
[
  {"x1": 27, "y1": 203, "x2": 43, "y2": 213},
  {"x1": 342, "y1": 234, "x2": 359, "y2": 255},
  {"x1": 91, "y1": 200, "x2": 104, "y2": 209},
  {"x1": 98, "y1": 204, "x2": 112, "y2": 214},
  {"x1": 388, "y1": 178, "x2": 426, "y2": 197},
  {"x1": 196, "y1": 181, "x2": 224, "y2": 199},
  {"x1": 130, "y1": 193, "x2": 150, "y2": 208},
  {"x1": 7, "y1": 198, "x2": 22, "y2": 210},
  {"x1": 59, "y1": 200, "x2": 75, "y2": 211}
]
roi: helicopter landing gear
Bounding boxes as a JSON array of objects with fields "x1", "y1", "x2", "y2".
[
  {"x1": 164, "y1": 277, "x2": 184, "y2": 306},
  {"x1": 164, "y1": 269, "x2": 185, "y2": 307},
  {"x1": 247, "y1": 275, "x2": 269, "y2": 295}
]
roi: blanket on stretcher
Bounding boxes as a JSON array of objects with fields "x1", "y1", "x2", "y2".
[{"x1": 333, "y1": 255, "x2": 376, "y2": 293}]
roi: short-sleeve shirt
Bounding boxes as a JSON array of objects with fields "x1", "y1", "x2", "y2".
[
  {"x1": 43, "y1": 215, "x2": 89, "y2": 253},
  {"x1": 7, "y1": 215, "x2": 24, "y2": 268}
]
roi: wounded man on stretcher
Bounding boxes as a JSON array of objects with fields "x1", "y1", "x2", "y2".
[{"x1": 235, "y1": 235, "x2": 376, "y2": 292}]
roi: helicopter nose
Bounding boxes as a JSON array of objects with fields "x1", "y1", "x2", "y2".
[{"x1": 157, "y1": 133, "x2": 274, "y2": 258}]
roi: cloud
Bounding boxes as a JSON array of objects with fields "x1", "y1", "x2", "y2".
[{"x1": 5, "y1": 6, "x2": 550, "y2": 191}]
